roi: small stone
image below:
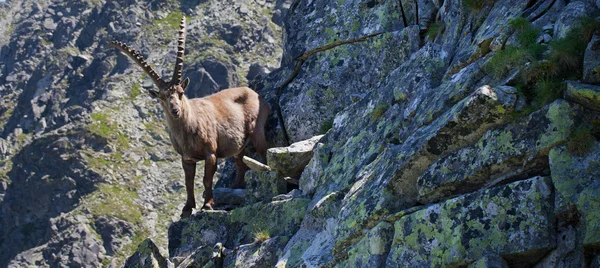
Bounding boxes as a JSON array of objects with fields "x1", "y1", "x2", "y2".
[{"x1": 242, "y1": 156, "x2": 271, "y2": 171}]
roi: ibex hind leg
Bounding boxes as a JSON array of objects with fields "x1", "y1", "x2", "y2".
[
  {"x1": 252, "y1": 99, "x2": 269, "y2": 163},
  {"x1": 232, "y1": 152, "x2": 249, "y2": 189},
  {"x1": 251, "y1": 126, "x2": 267, "y2": 163}
]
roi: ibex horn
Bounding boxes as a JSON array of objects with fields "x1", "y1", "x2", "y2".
[
  {"x1": 172, "y1": 16, "x2": 186, "y2": 85},
  {"x1": 110, "y1": 41, "x2": 167, "y2": 89}
]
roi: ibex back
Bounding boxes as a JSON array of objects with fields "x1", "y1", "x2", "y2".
[{"x1": 110, "y1": 17, "x2": 270, "y2": 218}]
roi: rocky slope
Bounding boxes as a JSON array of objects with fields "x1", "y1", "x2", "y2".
[
  {"x1": 126, "y1": 0, "x2": 600, "y2": 267},
  {"x1": 0, "y1": 0, "x2": 286, "y2": 266}
]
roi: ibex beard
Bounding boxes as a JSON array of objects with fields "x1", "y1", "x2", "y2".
[{"x1": 111, "y1": 17, "x2": 270, "y2": 218}]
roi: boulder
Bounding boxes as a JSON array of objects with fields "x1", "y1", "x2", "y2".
[
  {"x1": 554, "y1": 1, "x2": 595, "y2": 39},
  {"x1": 550, "y1": 142, "x2": 600, "y2": 246},
  {"x1": 229, "y1": 198, "x2": 310, "y2": 245},
  {"x1": 418, "y1": 100, "x2": 577, "y2": 204},
  {"x1": 168, "y1": 211, "x2": 230, "y2": 258},
  {"x1": 387, "y1": 177, "x2": 555, "y2": 267},
  {"x1": 267, "y1": 135, "x2": 324, "y2": 179},
  {"x1": 244, "y1": 170, "x2": 287, "y2": 204},
  {"x1": 335, "y1": 221, "x2": 393, "y2": 268}
]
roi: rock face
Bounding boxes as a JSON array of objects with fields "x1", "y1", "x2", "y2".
[
  {"x1": 4, "y1": 0, "x2": 600, "y2": 267},
  {"x1": 0, "y1": 0, "x2": 284, "y2": 266},
  {"x1": 131, "y1": 0, "x2": 600, "y2": 267}
]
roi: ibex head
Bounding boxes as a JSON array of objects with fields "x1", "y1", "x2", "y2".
[{"x1": 110, "y1": 17, "x2": 189, "y2": 118}]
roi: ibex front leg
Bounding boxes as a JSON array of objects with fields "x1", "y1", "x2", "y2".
[
  {"x1": 202, "y1": 153, "x2": 217, "y2": 210},
  {"x1": 181, "y1": 159, "x2": 197, "y2": 218}
]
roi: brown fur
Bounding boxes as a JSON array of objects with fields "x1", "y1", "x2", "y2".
[
  {"x1": 164, "y1": 85, "x2": 270, "y2": 217},
  {"x1": 111, "y1": 17, "x2": 270, "y2": 218}
]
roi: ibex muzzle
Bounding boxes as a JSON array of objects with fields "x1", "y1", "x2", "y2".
[{"x1": 111, "y1": 17, "x2": 270, "y2": 218}]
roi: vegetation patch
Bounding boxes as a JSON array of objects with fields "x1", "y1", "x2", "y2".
[
  {"x1": 371, "y1": 104, "x2": 389, "y2": 120},
  {"x1": 88, "y1": 111, "x2": 130, "y2": 148},
  {"x1": 253, "y1": 229, "x2": 270, "y2": 243},
  {"x1": 320, "y1": 119, "x2": 334, "y2": 134},
  {"x1": 486, "y1": 16, "x2": 600, "y2": 111},
  {"x1": 567, "y1": 126, "x2": 596, "y2": 157},
  {"x1": 130, "y1": 83, "x2": 142, "y2": 99},
  {"x1": 88, "y1": 183, "x2": 144, "y2": 225},
  {"x1": 463, "y1": 0, "x2": 492, "y2": 11},
  {"x1": 426, "y1": 22, "x2": 445, "y2": 41}
]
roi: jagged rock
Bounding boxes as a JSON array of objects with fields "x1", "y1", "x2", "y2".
[
  {"x1": 533, "y1": 222, "x2": 584, "y2": 268},
  {"x1": 554, "y1": 1, "x2": 596, "y2": 39},
  {"x1": 230, "y1": 198, "x2": 309, "y2": 246},
  {"x1": 184, "y1": 64, "x2": 220, "y2": 99},
  {"x1": 281, "y1": 0, "x2": 404, "y2": 65},
  {"x1": 213, "y1": 188, "x2": 246, "y2": 206},
  {"x1": 332, "y1": 85, "x2": 518, "y2": 253},
  {"x1": 550, "y1": 142, "x2": 600, "y2": 246},
  {"x1": 168, "y1": 211, "x2": 230, "y2": 258},
  {"x1": 244, "y1": 170, "x2": 286, "y2": 204},
  {"x1": 298, "y1": 141, "x2": 326, "y2": 195},
  {"x1": 94, "y1": 216, "x2": 135, "y2": 255},
  {"x1": 275, "y1": 192, "x2": 343, "y2": 267},
  {"x1": 246, "y1": 63, "x2": 271, "y2": 82},
  {"x1": 335, "y1": 221, "x2": 393, "y2": 268},
  {"x1": 173, "y1": 245, "x2": 214, "y2": 268},
  {"x1": 123, "y1": 238, "x2": 167, "y2": 268},
  {"x1": 201, "y1": 59, "x2": 238, "y2": 90},
  {"x1": 583, "y1": 34, "x2": 600, "y2": 84},
  {"x1": 267, "y1": 135, "x2": 323, "y2": 179},
  {"x1": 564, "y1": 81, "x2": 600, "y2": 111},
  {"x1": 387, "y1": 177, "x2": 555, "y2": 267},
  {"x1": 468, "y1": 255, "x2": 509, "y2": 268},
  {"x1": 418, "y1": 100, "x2": 577, "y2": 204},
  {"x1": 223, "y1": 236, "x2": 288, "y2": 268}
]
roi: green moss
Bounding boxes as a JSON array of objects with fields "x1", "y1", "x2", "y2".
[{"x1": 371, "y1": 104, "x2": 389, "y2": 120}]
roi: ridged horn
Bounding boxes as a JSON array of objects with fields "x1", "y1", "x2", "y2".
[
  {"x1": 171, "y1": 16, "x2": 186, "y2": 85},
  {"x1": 110, "y1": 41, "x2": 167, "y2": 89}
]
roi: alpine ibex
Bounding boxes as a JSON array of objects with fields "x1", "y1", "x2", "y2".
[{"x1": 110, "y1": 17, "x2": 270, "y2": 217}]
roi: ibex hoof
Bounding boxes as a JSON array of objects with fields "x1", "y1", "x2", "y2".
[{"x1": 180, "y1": 209, "x2": 193, "y2": 218}]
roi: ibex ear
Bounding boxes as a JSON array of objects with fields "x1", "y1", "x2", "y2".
[
  {"x1": 148, "y1": 90, "x2": 159, "y2": 99},
  {"x1": 181, "y1": 77, "x2": 190, "y2": 91}
]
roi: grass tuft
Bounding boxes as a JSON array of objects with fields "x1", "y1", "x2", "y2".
[
  {"x1": 567, "y1": 127, "x2": 596, "y2": 157},
  {"x1": 426, "y1": 22, "x2": 445, "y2": 41},
  {"x1": 253, "y1": 229, "x2": 270, "y2": 243}
]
